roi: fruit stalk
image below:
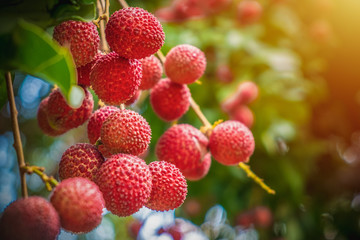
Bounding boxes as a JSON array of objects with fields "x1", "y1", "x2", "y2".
[
  {"x1": 97, "y1": 0, "x2": 110, "y2": 52},
  {"x1": 189, "y1": 96, "x2": 212, "y2": 130},
  {"x1": 118, "y1": 0, "x2": 129, "y2": 8},
  {"x1": 239, "y1": 162, "x2": 275, "y2": 194},
  {"x1": 22, "y1": 165, "x2": 59, "y2": 191},
  {"x1": 5, "y1": 72, "x2": 28, "y2": 198}
]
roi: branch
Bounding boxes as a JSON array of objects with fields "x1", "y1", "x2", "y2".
[
  {"x1": 22, "y1": 166, "x2": 59, "y2": 191},
  {"x1": 118, "y1": 0, "x2": 129, "y2": 8},
  {"x1": 239, "y1": 162, "x2": 275, "y2": 195},
  {"x1": 96, "y1": 0, "x2": 110, "y2": 53},
  {"x1": 5, "y1": 72, "x2": 28, "y2": 198}
]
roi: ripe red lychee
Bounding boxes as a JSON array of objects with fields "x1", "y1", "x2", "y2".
[
  {"x1": 221, "y1": 81, "x2": 258, "y2": 112},
  {"x1": 50, "y1": 177, "x2": 104, "y2": 233},
  {"x1": 0, "y1": 196, "x2": 60, "y2": 240},
  {"x1": 209, "y1": 120, "x2": 255, "y2": 165},
  {"x1": 146, "y1": 161, "x2": 188, "y2": 211},
  {"x1": 156, "y1": 124, "x2": 211, "y2": 180},
  {"x1": 230, "y1": 105, "x2": 254, "y2": 128},
  {"x1": 150, "y1": 78, "x2": 190, "y2": 121},
  {"x1": 47, "y1": 87, "x2": 94, "y2": 131},
  {"x1": 164, "y1": 44, "x2": 206, "y2": 84},
  {"x1": 237, "y1": 0, "x2": 263, "y2": 25},
  {"x1": 37, "y1": 97, "x2": 67, "y2": 136},
  {"x1": 125, "y1": 90, "x2": 141, "y2": 106},
  {"x1": 139, "y1": 55, "x2": 163, "y2": 90},
  {"x1": 58, "y1": 143, "x2": 105, "y2": 181},
  {"x1": 77, "y1": 52, "x2": 103, "y2": 87},
  {"x1": 87, "y1": 106, "x2": 120, "y2": 144},
  {"x1": 101, "y1": 109, "x2": 151, "y2": 156},
  {"x1": 95, "y1": 154, "x2": 152, "y2": 217},
  {"x1": 105, "y1": 7, "x2": 165, "y2": 59},
  {"x1": 53, "y1": 20, "x2": 100, "y2": 67},
  {"x1": 90, "y1": 52, "x2": 142, "y2": 105}
]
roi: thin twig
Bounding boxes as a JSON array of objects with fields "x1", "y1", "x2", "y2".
[
  {"x1": 97, "y1": 0, "x2": 110, "y2": 53},
  {"x1": 22, "y1": 166, "x2": 59, "y2": 192},
  {"x1": 189, "y1": 96, "x2": 212, "y2": 129},
  {"x1": 156, "y1": 50, "x2": 166, "y2": 64},
  {"x1": 118, "y1": 0, "x2": 129, "y2": 8},
  {"x1": 5, "y1": 72, "x2": 28, "y2": 198}
]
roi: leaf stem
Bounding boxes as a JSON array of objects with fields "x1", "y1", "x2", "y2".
[
  {"x1": 5, "y1": 72, "x2": 28, "y2": 198},
  {"x1": 22, "y1": 165, "x2": 59, "y2": 192}
]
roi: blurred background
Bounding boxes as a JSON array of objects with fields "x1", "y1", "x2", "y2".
[{"x1": 1, "y1": 0, "x2": 360, "y2": 239}]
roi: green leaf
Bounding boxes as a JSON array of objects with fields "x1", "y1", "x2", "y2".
[{"x1": 0, "y1": 20, "x2": 83, "y2": 108}]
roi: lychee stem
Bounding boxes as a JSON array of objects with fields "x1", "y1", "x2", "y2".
[
  {"x1": 238, "y1": 162, "x2": 275, "y2": 195},
  {"x1": 22, "y1": 165, "x2": 59, "y2": 191},
  {"x1": 189, "y1": 96, "x2": 212, "y2": 132},
  {"x1": 118, "y1": 0, "x2": 129, "y2": 8},
  {"x1": 5, "y1": 72, "x2": 28, "y2": 198},
  {"x1": 96, "y1": 0, "x2": 110, "y2": 53}
]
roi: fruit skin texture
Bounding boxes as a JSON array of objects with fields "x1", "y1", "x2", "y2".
[
  {"x1": 164, "y1": 44, "x2": 206, "y2": 84},
  {"x1": 145, "y1": 161, "x2": 188, "y2": 211},
  {"x1": 87, "y1": 106, "x2": 120, "y2": 144},
  {"x1": 0, "y1": 196, "x2": 60, "y2": 240},
  {"x1": 77, "y1": 52, "x2": 103, "y2": 86},
  {"x1": 209, "y1": 120, "x2": 255, "y2": 165},
  {"x1": 95, "y1": 154, "x2": 152, "y2": 217},
  {"x1": 105, "y1": 7, "x2": 165, "y2": 59},
  {"x1": 90, "y1": 52, "x2": 142, "y2": 105},
  {"x1": 47, "y1": 87, "x2": 94, "y2": 131},
  {"x1": 156, "y1": 124, "x2": 211, "y2": 180},
  {"x1": 50, "y1": 177, "x2": 104, "y2": 234},
  {"x1": 101, "y1": 109, "x2": 151, "y2": 156},
  {"x1": 59, "y1": 143, "x2": 105, "y2": 181},
  {"x1": 150, "y1": 78, "x2": 190, "y2": 121},
  {"x1": 37, "y1": 97, "x2": 67, "y2": 136},
  {"x1": 53, "y1": 20, "x2": 100, "y2": 67},
  {"x1": 125, "y1": 90, "x2": 141, "y2": 106},
  {"x1": 139, "y1": 55, "x2": 163, "y2": 90}
]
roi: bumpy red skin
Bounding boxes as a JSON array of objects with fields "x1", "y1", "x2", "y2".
[
  {"x1": 0, "y1": 196, "x2": 60, "y2": 240},
  {"x1": 209, "y1": 120, "x2": 255, "y2": 165},
  {"x1": 37, "y1": 97, "x2": 67, "y2": 136},
  {"x1": 221, "y1": 81, "x2": 258, "y2": 112},
  {"x1": 59, "y1": 143, "x2": 105, "y2": 181},
  {"x1": 95, "y1": 154, "x2": 152, "y2": 217},
  {"x1": 87, "y1": 106, "x2": 120, "y2": 144},
  {"x1": 101, "y1": 109, "x2": 151, "y2": 156},
  {"x1": 164, "y1": 44, "x2": 206, "y2": 84},
  {"x1": 125, "y1": 90, "x2": 141, "y2": 106},
  {"x1": 146, "y1": 161, "x2": 188, "y2": 211},
  {"x1": 90, "y1": 52, "x2": 142, "y2": 105},
  {"x1": 230, "y1": 105, "x2": 254, "y2": 128},
  {"x1": 47, "y1": 87, "x2": 94, "y2": 131},
  {"x1": 156, "y1": 124, "x2": 210, "y2": 181},
  {"x1": 77, "y1": 53, "x2": 103, "y2": 86},
  {"x1": 150, "y1": 78, "x2": 190, "y2": 121},
  {"x1": 139, "y1": 55, "x2": 163, "y2": 90},
  {"x1": 53, "y1": 20, "x2": 100, "y2": 67},
  {"x1": 237, "y1": 0, "x2": 263, "y2": 25},
  {"x1": 50, "y1": 177, "x2": 104, "y2": 234},
  {"x1": 105, "y1": 7, "x2": 165, "y2": 59}
]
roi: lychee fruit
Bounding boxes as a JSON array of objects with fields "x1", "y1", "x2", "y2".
[
  {"x1": 77, "y1": 52, "x2": 103, "y2": 87},
  {"x1": 95, "y1": 154, "x2": 152, "y2": 217},
  {"x1": 209, "y1": 120, "x2": 255, "y2": 165},
  {"x1": 101, "y1": 109, "x2": 151, "y2": 156},
  {"x1": 50, "y1": 177, "x2": 104, "y2": 233},
  {"x1": 139, "y1": 55, "x2": 163, "y2": 90},
  {"x1": 127, "y1": 219, "x2": 143, "y2": 239},
  {"x1": 0, "y1": 196, "x2": 60, "y2": 240},
  {"x1": 150, "y1": 78, "x2": 190, "y2": 121},
  {"x1": 221, "y1": 81, "x2": 258, "y2": 113},
  {"x1": 164, "y1": 44, "x2": 206, "y2": 84},
  {"x1": 87, "y1": 106, "x2": 120, "y2": 144},
  {"x1": 46, "y1": 87, "x2": 94, "y2": 131},
  {"x1": 58, "y1": 143, "x2": 105, "y2": 181},
  {"x1": 230, "y1": 105, "x2": 254, "y2": 128},
  {"x1": 237, "y1": 0, "x2": 263, "y2": 25},
  {"x1": 156, "y1": 124, "x2": 211, "y2": 181},
  {"x1": 53, "y1": 20, "x2": 100, "y2": 67},
  {"x1": 90, "y1": 52, "x2": 142, "y2": 105},
  {"x1": 105, "y1": 7, "x2": 165, "y2": 59},
  {"x1": 37, "y1": 97, "x2": 67, "y2": 136},
  {"x1": 145, "y1": 161, "x2": 188, "y2": 211},
  {"x1": 216, "y1": 64, "x2": 234, "y2": 83},
  {"x1": 125, "y1": 90, "x2": 141, "y2": 106}
]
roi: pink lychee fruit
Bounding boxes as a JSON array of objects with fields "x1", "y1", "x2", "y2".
[
  {"x1": 216, "y1": 64, "x2": 234, "y2": 83},
  {"x1": 50, "y1": 177, "x2": 104, "y2": 233},
  {"x1": 150, "y1": 78, "x2": 190, "y2": 121},
  {"x1": 0, "y1": 196, "x2": 60, "y2": 240},
  {"x1": 156, "y1": 124, "x2": 211, "y2": 181},
  {"x1": 90, "y1": 52, "x2": 142, "y2": 105},
  {"x1": 37, "y1": 97, "x2": 67, "y2": 136},
  {"x1": 139, "y1": 55, "x2": 163, "y2": 90},
  {"x1": 101, "y1": 109, "x2": 151, "y2": 156},
  {"x1": 77, "y1": 52, "x2": 103, "y2": 87},
  {"x1": 95, "y1": 154, "x2": 152, "y2": 217},
  {"x1": 146, "y1": 161, "x2": 188, "y2": 211},
  {"x1": 237, "y1": 0, "x2": 263, "y2": 25},
  {"x1": 209, "y1": 120, "x2": 255, "y2": 165},
  {"x1": 87, "y1": 106, "x2": 120, "y2": 144},
  {"x1": 125, "y1": 90, "x2": 141, "y2": 106},
  {"x1": 53, "y1": 20, "x2": 100, "y2": 67},
  {"x1": 221, "y1": 81, "x2": 259, "y2": 112},
  {"x1": 164, "y1": 44, "x2": 206, "y2": 84},
  {"x1": 105, "y1": 7, "x2": 165, "y2": 59},
  {"x1": 230, "y1": 105, "x2": 254, "y2": 128},
  {"x1": 58, "y1": 143, "x2": 105, "y2": 181}
]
